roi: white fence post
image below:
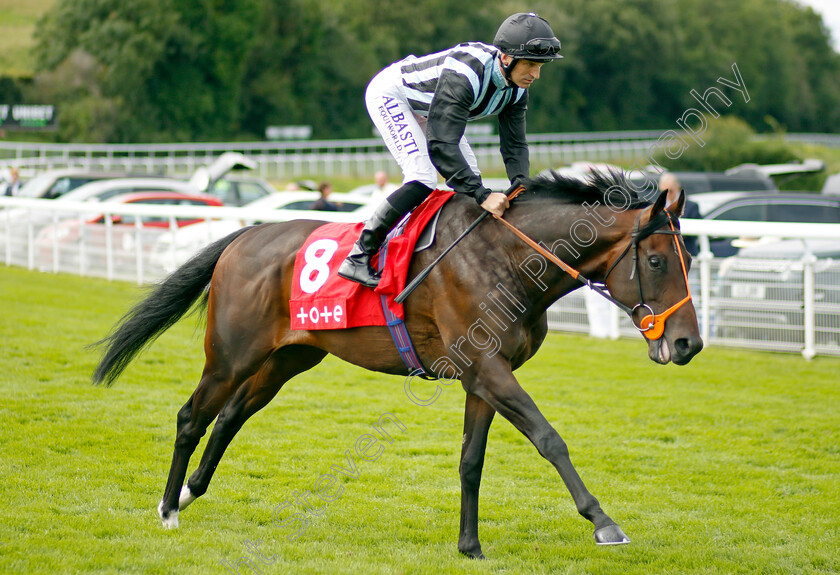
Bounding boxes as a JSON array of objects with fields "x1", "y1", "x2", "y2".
[
  {"x1": 135, "y1": 218, "x2": 144, "y2": 286},
  {"x1": 609, "y1": 304, "x2": 620, "y2": 340},
  {"x1": 169, "y1": 216, "x2": 178, "y2": 273},
  {"x1": 801, "y1": 243, "x2": 817, "y2": 360},
  {"x1": 79, "y1": 219, "x2": 87, "y2": 277},
  {"x1": 698, "y1": 234, "x2": 713, "y2": 344},
  {"x1": 105, "y1": 210, "x2": 114, "y2": 282},
  {"x1": 50, "y1": 211, "x2": 59, "y2": 273},
  {"x1": 27, "y1": 212, "x2": 34, "y2": 270},
  {"x1": 4, "y1": 208, "x2": 10, "y2": 265}
]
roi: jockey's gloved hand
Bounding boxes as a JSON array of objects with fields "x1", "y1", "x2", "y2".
[
  {"x1": 473, "y1": 178, "x2": 522, "y2": 204},
  {"x1": 480, "y1": 192, "x2": 510, "y2": 217}
]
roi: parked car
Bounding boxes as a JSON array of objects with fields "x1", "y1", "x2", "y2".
[
  {"x1": 628, "y1": 169, "x2": 778, "y2": 196},
  {"x1": 12, "y1": 168, "x2": 163, "y2": 200},
  {"x1": 702, "y1": 193, "x2": 840, "y2": 256},
  {"x1": 339, "y1": 183, "x2": 382, "y2": 199},
  {"x1": 0, "y1": 178, "x2": 206, "y2": 262},
  {"x1": 204, "y1": 175, "x2": 277, "y2": 206},
  {"x1": 150, "y1": 220, "x2": 245, "y2": 275},
  {"x1": 3, "y1": 176, "x2": 203, "y2": 231},
  {"x1": 687, "y1": 191, "x2": 760, "y2": 217},
  {"x1": 150, "y1": 191, "x2": 374, "y2": 274},
  {"x1": 10, "y1": 151, "x2": 259, "y2": 202},
  {"x1": 714, "y1": 239, "x2": 840, "y2": 349},
  {"x1": 241, "y1": 191, "x2": 374, "y2": 219},
  {"x1": 724, "y1": 158, "x2": 825, "y2": 177},
  {"x1": 1, "y1": 157, "x2": 251, "y2": 267},
  {"x1": 822, "y1": 173, "x2": 840, "y2": 196},
  {"x1": 58, "y1": 177, "x2": 203, "y2": 203},
  {"x1": 704, "y1": 193, "x2": 840, "y2": 223},
  {"x1": 35, "y1": 191, "x2": 223, "y2": 275},
  {"x1": 187, "y1": 151, "x2": 258, "y2": 191},
  {"x1": 354, "y1": 176, "x2": 521, "y2": 196}
]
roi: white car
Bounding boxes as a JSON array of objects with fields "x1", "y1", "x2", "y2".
[
  {"x1": 1, "y1": 178, "x2": 210, "y2": 267},
  {"x1": 204, "y1": 174, "x2": 278, "y2": 206},
  {"x1": 688, "y1": 191, "x2": 757, "y2": 217},
  {"x1": 344, "y1": 183, "x2": 383, "y2": 198},
  {"x1": 345, "y1": 177, "x2": 519, "y2": 199},
  {"x1": 0, "y1": 152, "x2": 262, "y2": 263},
  {"x1": 6, "y1": 151, "x2": 257, "y2": 202},
  {"x1": 241, "y1": 190, "x2": 376, "y2": 221},
  {"x1": 59, "y1": 177, "x2": 203, "y2": 203},
  {"x1": 4, "y1": 177, "x2": 204, "y2": 233},
  {"x1": 12, "y1": 168, "x2": 158, "y2": 200},
  {"x1": 35, "y1": 190, "x2": 223, "y2": 277},
  {"x1": 150, "y1": 220, "x2": 246, "y2": 275},
  {"x1": 149, "y1": 191, "x2": 377, "y2": 274}
]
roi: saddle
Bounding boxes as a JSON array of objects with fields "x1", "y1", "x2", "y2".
[
  {"x1": 289, "y1": 190, "x2": 455, "y2": 330},
  {"x1": 414, "y1": 208, "x2": 443, "y2": 253}
]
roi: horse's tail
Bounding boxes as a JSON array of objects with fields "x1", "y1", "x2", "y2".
[{"x1": 91, "y1": 227, "x2": 252, "y2": 386}]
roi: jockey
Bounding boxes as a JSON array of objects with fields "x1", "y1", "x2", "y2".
[{"x1": 338, "y1": 12, "x2": 563, "y2": 288}]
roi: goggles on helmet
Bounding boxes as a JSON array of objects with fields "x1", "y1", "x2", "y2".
[{"x1": 521, "y1": 37, "x2": 561, "y2": 58}]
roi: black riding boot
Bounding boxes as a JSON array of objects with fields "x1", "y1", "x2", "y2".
[{"x1": 338, "y1": 200, "x2": 405, "y2": 288}]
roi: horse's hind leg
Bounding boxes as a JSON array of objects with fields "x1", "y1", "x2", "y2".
[
  {"x1": 158, "y1": 370, "x2": 239, "y2": 528},
  {"x1": 177, "y1": 345, "x2": 327, "y2": 514}
]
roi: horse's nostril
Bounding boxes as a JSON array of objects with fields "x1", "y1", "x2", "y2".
[{"x1": 675, "y1": 336, "x2": 703, "y2": 358}]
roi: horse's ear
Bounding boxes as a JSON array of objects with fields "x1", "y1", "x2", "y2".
[
  {"x1": 673, "y1": 189, "x2": 686, "y2": 217},
  {"x1": 648, "y1": 189, "x2": 669, "y2": 222}
]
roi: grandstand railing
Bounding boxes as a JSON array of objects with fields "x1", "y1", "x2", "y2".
[
  {"x1": 3, "y1": 195, "x2": 839, "y2": 359},
  {"x1": 0, "y1": 131, "x2": 669, "y2": 178},
  {"x1": 2, "y1": 132, "x2": 834, "y2": 180}
]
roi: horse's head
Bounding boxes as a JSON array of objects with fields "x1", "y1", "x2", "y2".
[{"x1": 603, "y1": 189, "x2": 703, "y2": 365}]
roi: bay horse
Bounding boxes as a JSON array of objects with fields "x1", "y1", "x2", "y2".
[{"x1": 92, "y1": 172, "x2": 702, "y2": 558}]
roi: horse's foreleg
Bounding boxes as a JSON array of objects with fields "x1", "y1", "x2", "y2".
[
  {"x1": 458, "y1": 393, "x2": 496, "y2": 559},
  {"x1": 468, "y1": 362, "x2": 629, "y2": 546},
  {"x1": 181, "y1": 345, "x2": 327, "y2": 511}
]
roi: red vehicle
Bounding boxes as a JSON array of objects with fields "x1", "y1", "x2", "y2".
[{"x1": 35, "y1": 191, "x2": 223, "y2": 278}]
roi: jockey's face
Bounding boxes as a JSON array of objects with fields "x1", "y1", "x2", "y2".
[{"x1": 500, "y1": 55, "x2": 545, "y2": 89}]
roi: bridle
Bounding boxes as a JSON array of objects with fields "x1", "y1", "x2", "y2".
[
  {"x1": 601, "y1": 209, "x2": 692, "y2": 340},
  {"x1": 494, "y1": 203, "x2": 692, "y2": 341}
]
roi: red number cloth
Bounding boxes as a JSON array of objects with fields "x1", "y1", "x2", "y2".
[{"x1": 290, "y1": 190, "x2": 455, "y2": 330}]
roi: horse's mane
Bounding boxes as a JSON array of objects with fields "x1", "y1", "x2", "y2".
[
  {"x1": 517, "y1": 169, "x2": 676, "y2": 237},
  {"x1": 519, "y1": 169, "x2": 652, "y2": 210}
]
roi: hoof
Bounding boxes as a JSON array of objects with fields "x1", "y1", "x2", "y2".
[
  {"x1": 458, "y1": 543, "x2": 485, "y2": 559},
  {"x1": 594, "y1": 524, "x2": 630, "y2": 545},
  {"x1": 178, "y1": 486, "x2": 197, "y2": 511},
  {"x1": 158, "y1": 501, "x2": 179, "y2": 529}
]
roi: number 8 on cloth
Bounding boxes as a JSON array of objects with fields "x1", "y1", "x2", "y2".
[
  {"x1": 289, "y1": 222, "x2": 388, "y2": 330},
  {"x1": 299, "y1": 239, "x2": 339, "y2": 294}
]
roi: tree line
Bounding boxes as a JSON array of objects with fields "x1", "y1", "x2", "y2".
[{"x1": 24, "y1": 0, "x2": 840, "y2": 143}]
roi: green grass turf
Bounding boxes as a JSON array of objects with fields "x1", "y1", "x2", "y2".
[
  {"x1": 0, "y1": 0, "x2": 54, "y2": 77},
  {"x1": 0, "y1": 264, "x2": 837, "y2": 574}
]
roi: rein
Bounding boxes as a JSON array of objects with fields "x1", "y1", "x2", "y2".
[{"x1": 494, "y1": 200, "x2": 692, "y2": 341}]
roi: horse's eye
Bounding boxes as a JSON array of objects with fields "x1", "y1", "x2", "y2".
[{"x1": 648, "y1": 256, "x2": 663, "y2": 269}]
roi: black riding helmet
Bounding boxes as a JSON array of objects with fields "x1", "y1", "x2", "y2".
[
  {"x1": 494, "y1": 12, "x2": 562, "y2": 83},
  {"x1": 494, "y1": 12, "x2": 562, "y2": 60}
]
